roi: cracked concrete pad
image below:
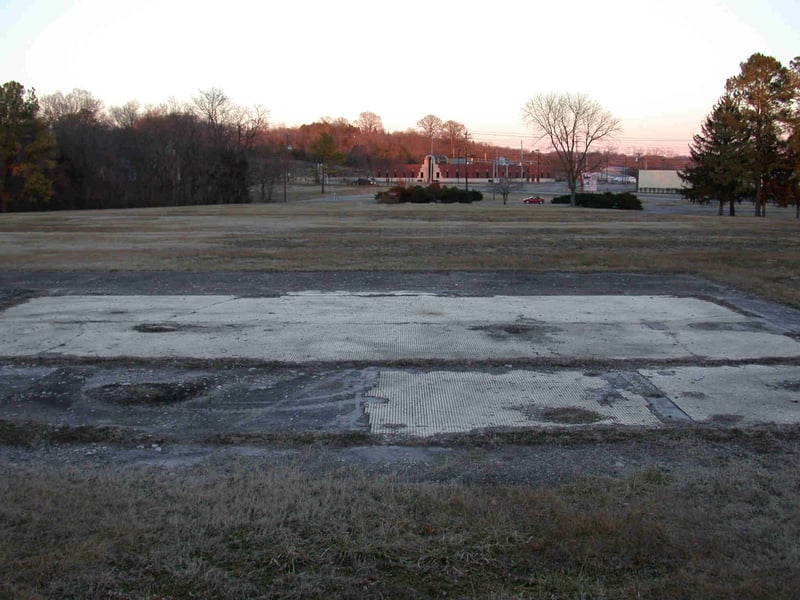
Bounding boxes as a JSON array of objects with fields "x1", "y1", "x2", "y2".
[
  {"x1": 1, "y1": 293, "x2": 798, "y2": 362},
  {"x1": 365, "y1": 370, "x2": 661, "y2": 436},
  {"x1": 639, "y1": 365, "x2": 800, "y2": 425}
]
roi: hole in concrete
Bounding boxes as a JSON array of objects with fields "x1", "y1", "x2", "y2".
[
  {"x1": 514, "y1": 405, "x2": 605, "y2": 424},
  {"x1": 471, "y1": 322, "x2": 557, "y2": 341},
  {"x1": 87, "y1": 380, "x2": 210, "y2": 405},
  {"x1": 134, "y1": 323, "x2": 182, "y2": 333}
]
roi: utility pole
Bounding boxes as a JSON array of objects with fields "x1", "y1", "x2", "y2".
[
  {"x1": 492, "y1": 157, "x2": 496, "y2": 202},
  {"x1": 464, "y1": 130, "x2": 470, "y2": 192}
]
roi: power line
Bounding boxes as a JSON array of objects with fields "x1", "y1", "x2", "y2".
[
  {"x1": 467, "y1": 129, "x2": 692, "y2": 151},
  {"x1": 469, "y1": 130, "x2": 690, "y2": 144}
]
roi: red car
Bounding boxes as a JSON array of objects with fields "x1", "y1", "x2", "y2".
[{"x1": 523, "y1": 196, "x2": 545, "y2": 204}]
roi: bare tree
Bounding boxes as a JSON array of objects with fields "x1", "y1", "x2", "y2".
[
  {"x1": 498, "y1": 177, "x2": 512, "y2": 205},
  {"x1": 442, "y1": 119, "x2": 466, "y2": 159},
  {"x1": 355, "y1": 111, "x2": 384, "y2": 133},
  {"x1": 192, "y1": 87, "x2": 231, "y2": 127},
  {"x1": 417, "y1": 114, "x2": 443, "y2": 155},
  {"x1": 40, "y1": 89, "x2": 104, "y2": 123},
  {"x1": 109, "y1": 100, "x2": 140, "y2": 129},
  {"x1": 230, "y1": 104, "x2": 270, "y2": 149},
  {"x1": 522, "y1": 93, "x2": 621, "y2": 206}
]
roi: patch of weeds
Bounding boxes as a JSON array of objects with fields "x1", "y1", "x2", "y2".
[
  {"x1": 0, "y1": 419, "x2": 149, "y2": 447},
  {"x1": 205, "y1": 430, "x2": 375, "y2": 448}
]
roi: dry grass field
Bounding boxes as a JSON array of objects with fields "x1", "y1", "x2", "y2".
[
  {"x1": 2, "y1": 192, "x2": 800, "y2": 598},
  {"x1": 1, "y1": 194, "x2": 798, "y2": 307}
]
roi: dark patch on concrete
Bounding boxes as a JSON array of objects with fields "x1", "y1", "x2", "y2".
[
  {"x1": 597, "y1": 370, "x2": 689, "y2": 422},
  {"x1": 682, "y1": 391, "x2": 708, "y2": 400},
  {"x1": 706, "y1": 414, "x2": 744, "y2": 425},
  {"x1": 769, "y1": 380, "x2": 800, "y2": 392},
  {"x1": 596, "y1": 390, "x2": 626, "y2": 406},
  {"x1": 689, "y1": 321, "x2": 770, "y2": 332},
  {"x1": 513, "y1": 404, "x2": 605, "y2": 424},
  {"x1": 539, "y1": 407, "x2": 605, "y2": 424}
]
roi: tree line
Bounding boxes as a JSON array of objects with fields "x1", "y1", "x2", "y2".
[
  {"x1": 680, "y1": 53, "x2": 800, "y2": 216},
  {"x1": 0, "y1": 83, "x2": 499, "y2": 212}
]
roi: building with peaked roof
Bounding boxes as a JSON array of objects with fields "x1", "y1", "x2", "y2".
[{"x1": 374, "y1": 155, "x2": 555, "y2": 185}]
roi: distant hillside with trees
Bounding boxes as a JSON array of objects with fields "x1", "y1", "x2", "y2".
[{"x1": 2, "y1": 83, "x2": 688, "y2": 212}]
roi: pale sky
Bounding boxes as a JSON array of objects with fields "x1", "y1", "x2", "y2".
[{"x1": 2, "y1": 0, "x2": 798, "y2": 154}]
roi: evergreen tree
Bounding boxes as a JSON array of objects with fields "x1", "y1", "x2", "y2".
[
  {"x1": 681, "y1": 95, "x2": 752, "y2": 215},
  {"x1": 0, "y1": 81, "x2": 55, "y2": 211},
  {"x1": 725, "y1": 53, "x2": 792, "y2": 216}
]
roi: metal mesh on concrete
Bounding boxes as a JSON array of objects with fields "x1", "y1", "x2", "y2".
[{"x1": 365, "y1": 370, "x2": 662, "y2": 436}]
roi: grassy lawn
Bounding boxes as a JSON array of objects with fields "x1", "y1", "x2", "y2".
[{"x1": 2, "y1": 193, "x2": 800, "y2": 598}]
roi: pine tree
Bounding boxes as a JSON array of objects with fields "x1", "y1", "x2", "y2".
[
  {"x1": 680, "y1": 95, "x2": 752, "y2": 216},
  {"x1": 725, "y1": 53, "x2": 792, "y2": 217}
]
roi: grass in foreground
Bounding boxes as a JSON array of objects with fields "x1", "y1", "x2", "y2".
[{"x1": 2, "y1": 456, "x2": 799, "y2": 599}]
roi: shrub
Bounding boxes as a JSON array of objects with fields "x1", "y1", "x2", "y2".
[
  {"x1": 375, "y1": 184, "x2": 482, "y2": 204},
  {"x1": 551, "y1": 192, "x2": 642, "y2": 210}
]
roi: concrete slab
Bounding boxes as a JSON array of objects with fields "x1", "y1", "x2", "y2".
[
  {"x1": 0, "y1": 293, "x2": 798, "y2": 362},
  {"x1": 639, "y1": 365, "x2": 800, "y2": 425},
  {"x1": 365, "y1": 370, "x2": 662, "y2": 436}
]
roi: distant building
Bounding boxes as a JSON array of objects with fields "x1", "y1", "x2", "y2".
[
  {"x1": 375, "y1": 155, "x2": 553, "y2": 184},
  {"x1": 637, "y1": 170, "x2": 685, "y2": 194}
]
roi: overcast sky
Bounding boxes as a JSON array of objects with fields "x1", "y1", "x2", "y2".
[{"x1": 2, "y1": 0, "x2": 798, "y2": 154}]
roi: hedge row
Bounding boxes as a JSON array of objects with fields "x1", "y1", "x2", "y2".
[
  {"x1": 552, "y1": 192, "x2": 642, "y2": 210},
  {"x1": 376, "y1": 184, "x2": 483, "y2": 204}
]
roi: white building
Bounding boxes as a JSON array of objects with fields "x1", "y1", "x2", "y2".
[{"x1": 637, "y1": 170, "x2": 685, "y2": 194}]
